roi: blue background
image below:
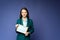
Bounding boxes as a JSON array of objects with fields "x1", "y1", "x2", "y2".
[{"x1": 0, "y1": 0, "x2": 60, "y2": 40}]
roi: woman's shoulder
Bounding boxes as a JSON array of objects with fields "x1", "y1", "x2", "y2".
[
  {"x1": 29, "y1": 18, "x2": 33, "y2": 22},
  {"x1": 17, "y1": 18, "x2": 21, "y2": 21}
]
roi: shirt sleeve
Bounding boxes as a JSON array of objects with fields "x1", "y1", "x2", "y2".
[
  {"x1": 16, "y1": 19, "x2": 20, "y2": 24},
  {"x1": 15, "y1": 19, "x2": 20, "y2": 33},
  {"x1": 28, "y1": 19, "x2": 34, "y2": 34}
]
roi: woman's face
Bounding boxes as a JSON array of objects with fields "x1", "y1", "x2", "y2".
[{"x1": 21, "y1": 9, "x2": 27, "y2": 18}]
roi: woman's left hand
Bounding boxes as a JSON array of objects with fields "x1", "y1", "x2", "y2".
[{"x1": 24, "y1": 32, "x2": 30, "y2": 36}]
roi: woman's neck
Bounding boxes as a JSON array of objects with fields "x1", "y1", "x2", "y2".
[
  {"x1": 22, "y1": 17, "x2": 27, "y2": 19},
  {"x1": 22, "y1": 17, "x2": 27, "y2": 21}
]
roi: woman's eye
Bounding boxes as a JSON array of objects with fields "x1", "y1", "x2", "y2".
[{"x1": 22, "y1": 12, "x2": 27, "y2": 13}]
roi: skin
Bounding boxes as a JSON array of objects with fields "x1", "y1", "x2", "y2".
[
  {"x1": 16, "y1": 9, "x2": 30, "y2": 36},
  {"x1": 21, "y1": 9, "x2": 27, "y2": 18}
]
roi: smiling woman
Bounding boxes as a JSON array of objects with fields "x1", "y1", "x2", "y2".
[{"x1": 15, "y1": 7, "x2": 34, "y2": 40}]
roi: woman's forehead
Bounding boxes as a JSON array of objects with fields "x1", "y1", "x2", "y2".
[{"x1": 22, "y1": 9, "x2": 27, "y2": 12}]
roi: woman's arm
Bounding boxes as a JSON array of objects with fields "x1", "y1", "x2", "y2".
[
  {"x1": 28, "y1": 19, "x2": 34, "y2": 34},
  {"x1": 24, "y1": 19, "x2": 34, "y2": 36},
  {"x1": 15, "y1": 19, "x2": 20, "y2": 33}
]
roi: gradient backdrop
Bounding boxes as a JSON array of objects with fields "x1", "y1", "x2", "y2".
[{"x1": 0, "y1": 0, "x2": 60, "y2": 40}]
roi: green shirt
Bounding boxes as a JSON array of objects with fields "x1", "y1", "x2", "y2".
[{"x1": 16, "y1": 18, "x2": 34, "y2": 40}]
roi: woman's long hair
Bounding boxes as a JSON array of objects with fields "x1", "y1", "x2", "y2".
[{"x1": 19, "y1": 7, "x2": 29, "y2": 19}]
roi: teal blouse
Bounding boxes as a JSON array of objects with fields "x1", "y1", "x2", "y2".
[{"x1": 16, "y1": 18, "x2": 34, "y2": 40}]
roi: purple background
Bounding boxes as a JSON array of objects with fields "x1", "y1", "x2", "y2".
[{"x1": 0, "y1": 0, "x2": 60, "y2": 40}]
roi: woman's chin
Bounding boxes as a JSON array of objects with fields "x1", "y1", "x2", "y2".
[{"x1": 23, "y1": 16, "x2": 26, "y2": 18}]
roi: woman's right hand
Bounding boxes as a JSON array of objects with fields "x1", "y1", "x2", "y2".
[{"x1": 15, "y1": 24, "x2": 19, "y2": 29}]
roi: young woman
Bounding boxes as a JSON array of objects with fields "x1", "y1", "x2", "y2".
[{"x1": 15, "y1": 7, "x2": 34, "y2": 40}]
